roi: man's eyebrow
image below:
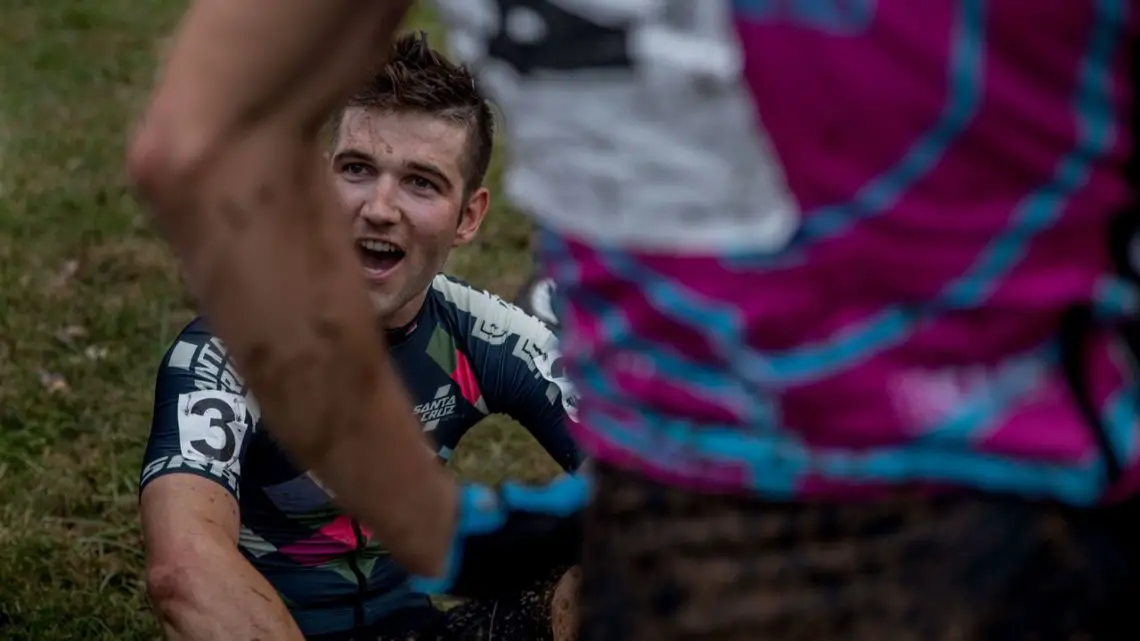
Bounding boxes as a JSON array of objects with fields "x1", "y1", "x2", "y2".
[
  {"x1": 331, "y1": 148, "x2": 374, "y2": 164},
  {"x1": 332, "y1": 148, "x2": 456, "y2": 192},
  {"x1": 404, "y1": 160, "x2": 454, "y2": 192}
]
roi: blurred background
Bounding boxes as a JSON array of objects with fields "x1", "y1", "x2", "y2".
[{"x1": 0, "y1": 2, "x2": 557, "y2": 638}]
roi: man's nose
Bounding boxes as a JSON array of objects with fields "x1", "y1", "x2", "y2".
[{"x1": 360, "y1": 177, "x2": 402, "y2": 225}]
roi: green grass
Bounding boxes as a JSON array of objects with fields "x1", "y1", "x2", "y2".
[{"x1": 0, "y1": 3, "x2": 551, "y2": 638}]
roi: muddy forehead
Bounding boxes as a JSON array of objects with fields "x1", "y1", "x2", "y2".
[{"x1": 335, "y1": 108, "x2": 467, "y2": 180}]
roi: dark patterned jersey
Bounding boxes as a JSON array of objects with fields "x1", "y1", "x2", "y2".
[{"x1": 139, "y1": 274, "x2": 581, "y2": 638}]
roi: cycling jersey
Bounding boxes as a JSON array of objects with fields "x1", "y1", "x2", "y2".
[
  {"x1": 436, "y1": 0, "x2": 1140, "y2": 505},
  {"x1": 139, "y1": 274, "x2": 581, "y2": 638}
]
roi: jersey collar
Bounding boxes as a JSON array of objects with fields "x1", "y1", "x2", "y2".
[{"x1": 381, "y1": 298, "x2": 428, "y2": 346}]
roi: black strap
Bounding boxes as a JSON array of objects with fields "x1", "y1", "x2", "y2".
[
  {"x1": 1058, "y1": 35, "x2": 1140, "y2": 489},
  {"x1": 1058, "y1": 304, "x2": 1123, "y2": 484},
  {"x1": 1059, "y1": 188, "x2": 1140, "y2": 487}
]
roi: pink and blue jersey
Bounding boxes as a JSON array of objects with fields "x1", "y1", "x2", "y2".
[{"x1": 438, "y1": 0, "x2": 1140, "y2": 505}]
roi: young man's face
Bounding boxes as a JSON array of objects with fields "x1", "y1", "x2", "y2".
[{"x1": 331, "y1": 108, "x2": 489, "y2": 326}]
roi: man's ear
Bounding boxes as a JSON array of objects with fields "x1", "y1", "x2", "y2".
[{"x1": 453, "y1": 187, "x2": 490, "y2": 247}]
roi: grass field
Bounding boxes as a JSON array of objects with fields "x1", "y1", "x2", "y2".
[{"x1": 0, "y1": 3, "x2": 555, "y2": 638}]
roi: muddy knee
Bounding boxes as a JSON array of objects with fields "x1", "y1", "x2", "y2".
[{"x1": 550, "y1": 566, "x2": 581, "y2": 641}]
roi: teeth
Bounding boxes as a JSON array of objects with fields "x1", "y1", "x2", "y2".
[{"x1": 360, "y1": 240, "x2": 401, "y2": 253}]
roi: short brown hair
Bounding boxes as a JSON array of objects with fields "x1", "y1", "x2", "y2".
[{"x1": 333, "y1": 31, "x2": 495, "y2": 193}]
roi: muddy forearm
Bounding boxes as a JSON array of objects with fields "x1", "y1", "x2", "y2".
[{"x1": 149, "y1": 546, "x2": 303, "y2": 641}]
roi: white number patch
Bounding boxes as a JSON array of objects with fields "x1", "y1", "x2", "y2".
[{"x1": 176, "y1": 391, "x2": 250, "y2": 468}]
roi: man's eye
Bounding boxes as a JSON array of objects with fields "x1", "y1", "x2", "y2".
[
  {"x1": 408, "y1": 176, "x2": 437, "y2": 192},
  {"x1": 343, "y1": 162, "x2": 369, "y2": 176}
]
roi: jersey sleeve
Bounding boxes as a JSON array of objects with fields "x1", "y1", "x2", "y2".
[
  {"x1": 437, "y1": 277, "x2": 583, "y2": 472},
  {"x1": 139, "y1": 321, "x2": 258, "y2": 500}
]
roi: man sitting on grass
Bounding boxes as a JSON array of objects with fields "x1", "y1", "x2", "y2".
[{"x1": 137, "y1": 33, "x2": 581, "y2": 641}]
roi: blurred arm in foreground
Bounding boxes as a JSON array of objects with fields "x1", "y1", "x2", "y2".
[{"x1": 123, "y1": 0, "x2": 455, "y2": 576}]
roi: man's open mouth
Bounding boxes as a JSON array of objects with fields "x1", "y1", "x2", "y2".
[{"x1": 356, "y1": 239, "x2": 406, "y2": 276}]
